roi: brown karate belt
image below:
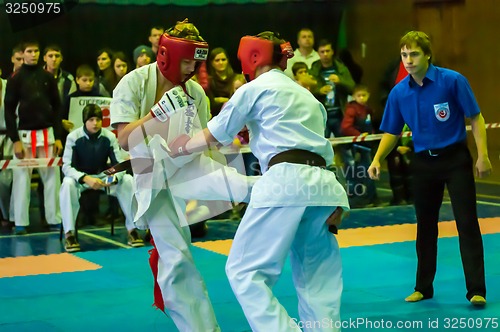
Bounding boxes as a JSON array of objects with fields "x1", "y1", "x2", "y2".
[{"x1": 268, "y1": 149, "x2": 326, "y2": 169}]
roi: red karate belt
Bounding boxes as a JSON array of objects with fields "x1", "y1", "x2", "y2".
[
  {"x1": 148, "y1": 236, "x2": 165, "y2": 312},
  {"x1": 30, "y1": 129, "x2": 49, "y2": 158}
]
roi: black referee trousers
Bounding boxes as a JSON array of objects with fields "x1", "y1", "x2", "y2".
[{"x1": 411, "y1": 142, "x2": 486, "y2": 300}]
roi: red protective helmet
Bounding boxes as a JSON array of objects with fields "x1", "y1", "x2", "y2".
[
  {"x1": 237, "y1": 35, "x2": 293, "y2": 81},
  {"x1": 156, "y1": 33, "x2": 209, "y2": 85}
]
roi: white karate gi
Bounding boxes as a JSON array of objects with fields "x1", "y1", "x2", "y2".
[
  {"x1": 0, "y1": 78, "x2": 14, "y2": 221},
  {"x1": 111, "y1": 63, "x2": 254, "y2": 332},
  {"x1": 208, "y1": 69, "x2": 350, "y2": 332},
  {"x1": 12, "y1": 127, "x2": 61, "y2": 227}
]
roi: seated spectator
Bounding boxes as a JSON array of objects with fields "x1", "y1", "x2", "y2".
[
  {"x1": 64, "y1": 64, "x2": 115, "y2": 225},
  {"x1": 132, "y1": 45, "x2": 155, "y2": 69},
  {"x1": 291, "y1": 61, "x2": 317, "y2": 91},
  {"x1": 341, "y1": 84, "x2": 381, "y2": 207},
  {"x1": 60, "y1": 104, "x2": 143, "y2": 252}
]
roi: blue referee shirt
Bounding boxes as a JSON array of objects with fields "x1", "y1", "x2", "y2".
[{"x1": 380, "y1": 64, "x2": 481, "y2": 153}]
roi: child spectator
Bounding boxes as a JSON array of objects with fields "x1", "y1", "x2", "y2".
[
  {"x1": 62, "y1": 64, "x2": 101, "y2": 134},
  {"x1": 341, "y1": 84, "x2": 382, "y2": 207},
  {"x1": 62, "y1": 65, "x2": 107, "y2": 225},
  {"x1": 60, "y1": 104, "x2": 143, "y2": 252},
  {"x1": 291, "y1": 61, "x2": 317, "y2": 91},
  {"x1": 132, "y1": 45, "x2": 155, "y2": 69}
]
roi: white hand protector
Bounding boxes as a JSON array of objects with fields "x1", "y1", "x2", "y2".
[{"x1": 150, "y1": 86, "x2": 188, "y2": 122}]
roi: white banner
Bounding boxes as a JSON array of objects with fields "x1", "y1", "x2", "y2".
[{"x1": 68, "y1": 96, "x2": 113, "y2": 131}]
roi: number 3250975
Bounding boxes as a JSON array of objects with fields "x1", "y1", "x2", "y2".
[{"x1": 5, "y1": 2, "x2": 61, "y2": 14}]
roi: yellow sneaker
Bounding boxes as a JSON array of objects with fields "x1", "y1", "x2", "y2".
[
  {"x1": 127, "y1": 229, "x2": 144, "y2": 248},
  {"x1": 470, "y1": 295, "x2": 486, "y2": 306},
  {"x1": 405, "y1": 291, "x2": 424, "y2": 302}
]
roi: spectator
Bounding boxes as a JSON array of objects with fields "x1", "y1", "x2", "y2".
[
  {"x1": 95, "y1": 48, "x2": 114, "y2": 96},
  {"x1": 42, "y1": 44, "x2": 77, "y2": 104},
  {"x1": 310, "y1": 39, "x2": 355, "y2": 138},
  {"x1": 310, "y1": 39, "x2": 356, "y2": 195},
  {"x1": 60, "y1": 104, "x2": 143, "y2": 252},
  {"x1": 206, "y1": 47, "x2": 235, "y2": 117},
  {"x1": 62, "y1": 64, "x2": 102, "y2": 133},
  {"x1": 62, "y1": 64, "x2": 106, "y2": 226},
  {"x1": 291, "y1": 61, "x2": 317, "y2": 91},
  {"x1": 132, "y1": 45, "x2": 155, "y2": 68},
  {"x1": 39, "y1": 45, "x2": 77, "y2": 224},
  {"x1": 341, "y1": 84, "x2": 381, "y2": 207},
  {"x1": 284, "y1": 28, "x2": 320, "y2": 78},
  {"x1": 0, "y1": 73, "x2": 14, "y2": 227},
  {"x1": 10, "y1": 45, "x2": 24, "y2": 75},
  {"x1": 105, "y1": 51, "x2": 130, "y2": 92},
  {"x1": 148, "y1": 25, "x2": 164, "y2": 54},
  {"x1": 4, "y1": 40, "x2": 63, "y2": 235}
]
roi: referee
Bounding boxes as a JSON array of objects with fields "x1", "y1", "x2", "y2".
[{"x1": 368, "y1": 31, "x2": 492, "y2": 306}]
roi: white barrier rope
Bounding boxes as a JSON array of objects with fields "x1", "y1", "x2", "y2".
[
  {"x1": 1, "y1": 122, "x2": 498, "y2": 169},
  {"x1": 0, "y1": 157, "x2": 62, "y2": 170}
]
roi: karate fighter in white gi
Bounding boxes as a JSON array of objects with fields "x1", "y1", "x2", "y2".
[
  {"x1": 110, "y1": 19, "x2": 255, "y2": 332},
  {"x1": 168, "y1": 31, "x2": 350, "y2": 332}
]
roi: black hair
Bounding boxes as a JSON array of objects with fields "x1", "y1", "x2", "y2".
[{"x1": 43, "y1": 44, "x2": 62, "y2": 56}]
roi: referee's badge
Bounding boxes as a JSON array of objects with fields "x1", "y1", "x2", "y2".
[{"x1": 434, "y1": 102, "x2": 450, "y2": 122}]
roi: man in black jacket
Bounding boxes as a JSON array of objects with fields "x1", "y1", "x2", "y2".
[{"x1": 4, "y1": 40, "x2": 63, "y2": 235}]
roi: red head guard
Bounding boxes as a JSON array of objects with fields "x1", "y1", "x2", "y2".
[
  {"x1": 156, "y1": 33, "x2": 209, "y2": 85},
  {"x1": 237, "y1": 35, "x2": 293, "y2": 81}
]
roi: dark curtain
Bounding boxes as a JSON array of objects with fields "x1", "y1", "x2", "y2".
[{"x1": 1, "y1": 1, "x2": 343, "y2": 76}]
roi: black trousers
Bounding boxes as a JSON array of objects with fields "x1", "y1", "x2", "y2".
[{"x1": 411, "y1": 143, "x2": 485, "y2": 300}]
